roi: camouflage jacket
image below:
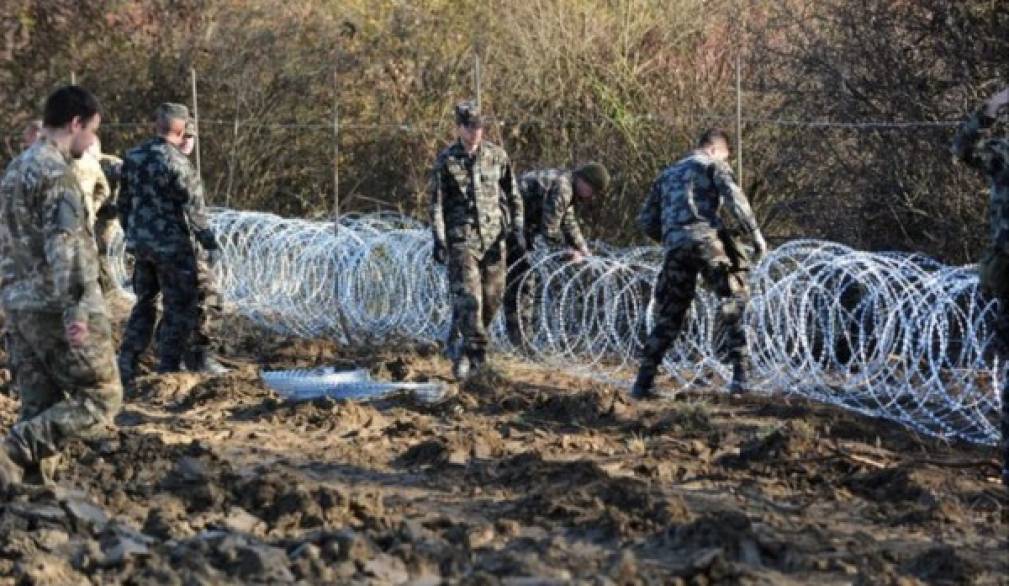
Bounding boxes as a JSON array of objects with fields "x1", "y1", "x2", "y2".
[
  {"x1": 952, "y1": 107, "x2": 1009, "y2": 253},
  {"x1": 70, "y1": 152, "x2": 111, "y2": 229},
  {"x1": 429, "y1": 140, "x2": 524, "y2": 253},
  {"x1": 0, "y1": 138, "x2": 105, "y2": 322},
  {"x1": 519, "y1": 168, "x2": 589, "y2": 253},
  {"x1": 637, "y1": 150, "x2": 759, "y2": 250},
  {"x1": 118, "y1": 137, "x2": 217, "y2": 257}
]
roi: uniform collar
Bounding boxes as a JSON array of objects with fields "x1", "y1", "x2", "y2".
[{"x1": 37, "y1": 135, "x2": 73, "y2": 163}]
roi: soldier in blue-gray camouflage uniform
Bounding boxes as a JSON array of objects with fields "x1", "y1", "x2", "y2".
[
  {"x1": 0, "y1": 87, "x2": 122, "y2": 489},
  {"x1": 430, "y1": 101, "x2": 525, "y2": 380},
  {"x1": 952, "y1": 86, "x2": 1009, "y2": 488},
  {"x1": 117, "y1": 103, "x2": 222, "y2": 388},
  {"x1": 632, "y1": 128, "x2": 767, "y2": 400}
]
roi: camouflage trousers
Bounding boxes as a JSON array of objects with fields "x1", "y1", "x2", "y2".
[
  {"x1": 120, "y1": 249, "x2": 199, "y2": 369},
  {"x1": 503, "y1": 237, "x2": 538, "y2": 349},
  {"x1": 150, "y1": 252, "x2": 224, "y2": 356},
  {"x1": 637, "y1": 237, "x2": 750, "y2": 383},
  {"x1": 4, "y1": 310, "x2": 122, "y2": 466},
  {"x1": 191, "y1": 252, "x2": 223, "y2": 352},
  {"x1": 448, "y1": 238, "x2": 507, "y2": 357}
]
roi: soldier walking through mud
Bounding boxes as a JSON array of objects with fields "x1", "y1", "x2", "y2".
[
  {"x1": 503, "y1": 163, "x2": 609, "y2": 349},
  {"x1": 0, "y1": 86, "x2": 123, "y2": 489},
  {"x1": 632, "y1": 128, "x2": 767, "y2": 400},
  {"x1": 117, "y1": 103, "x2": 222, "y2": 389},
  {"x1": 952, "y1": 85, "x2": 1009, "y2": 488},
  {"x1": 430, "y1": 101, "x2": 524, "y2": 380}
]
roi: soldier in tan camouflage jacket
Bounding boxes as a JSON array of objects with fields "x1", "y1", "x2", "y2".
[{"x1": 0, "y1": 86, "x2": 122, "y2": 490}]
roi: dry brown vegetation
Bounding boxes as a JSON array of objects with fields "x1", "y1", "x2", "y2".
[{"x1": 1, "y1": 0, "x2": 1007, "y2": 260}]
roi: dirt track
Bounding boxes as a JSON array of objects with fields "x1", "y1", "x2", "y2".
[{"x1": 0, "y1": 322, "x2": 1006, "y2": 585}]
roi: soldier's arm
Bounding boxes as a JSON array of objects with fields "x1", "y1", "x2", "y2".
[
  {"x1": 636, "y1": 180, "x2": 663, "y2": 243},
  {"x1": 428, "y1": 155, "x2": 447, "y2": 246},
  {"x1": 171, "y1": 156, "x2": 218, "y2": 251},
  {"x1": 0, "y1": 181, "x2": 14, "y2": 290},
  {"x1": 43, "y1": 173, "x2": 92, "y2": 325},
  {"x1": 500, "y1": 154, "x2": 524, "y2": 236},
  {"x1": 712, "y1": 161, "x2": 759, "y2": 235},
  {"x1": 92, "y1": 161, "x2": 111, "y2": 212}
]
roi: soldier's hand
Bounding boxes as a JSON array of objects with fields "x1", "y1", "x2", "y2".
[
  {"x1": 66, "y1": 320, "x2": 89, "y2": 347},
  {"x1": 207, "y1": 248, "x2": 223, "y2": 267},
  {"x1": 565, "y1": 249, "x2": 586, "y2": 263},
  {"x1": 752, "y1": 231, "x2": 768, "y2": 262},
  {"x1": 432, "y1": 241, "x2": 448, "y2": 265},
  {"x1": 985, "y1": 87, "x2": 1009, "y2": 117}
]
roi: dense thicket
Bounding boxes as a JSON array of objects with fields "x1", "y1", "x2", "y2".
[{"x1": 2, "y1": 0, "x2": 1006, "y2": 262}]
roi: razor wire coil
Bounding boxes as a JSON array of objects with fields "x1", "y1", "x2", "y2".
[{"x1": 107, "y1": 209, "x2": 1004, "y2": 446}]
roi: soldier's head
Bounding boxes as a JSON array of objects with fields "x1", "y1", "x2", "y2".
[
  {"x1": 697, "y1": 128, "x2": 731, "y2": 162},
  {"x1": 454, "y1": 101, "x2": 484, "y2": 152},
  {"x1": 573, "y1": 162, "x2": 610, "y2": 201},
  {"x1": 21, "y1": 119, "x2": 42, "y2": 149},
  {"x1": 181, "y1": 118, "x2": 196, "y2": 156},
  {"x1": 155, "y1": 102, "x2": 190, "y2": 147},
  {"x1": 43, "y1": 85, "x2": 102, "y2": 159}
]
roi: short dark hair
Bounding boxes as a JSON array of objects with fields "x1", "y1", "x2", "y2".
[
  {"x1": 43, "y1": 85, "x2": 101, "y2": 128},
  {"x1": 697, "y1": 128, "x2": 730, "y2": 149}
]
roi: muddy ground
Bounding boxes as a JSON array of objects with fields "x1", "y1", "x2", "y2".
[{"x1": 0, "y1": 317, "x2": 1006, "y2": 585}]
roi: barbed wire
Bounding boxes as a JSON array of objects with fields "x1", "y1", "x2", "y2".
[{"x1": 105, "y1": 210, "x2": 1003, "y2": 446}]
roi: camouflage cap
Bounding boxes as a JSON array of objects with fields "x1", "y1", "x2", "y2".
[
  {"x1": 184, "y1": 118, "x2": 197, "y2": 137},
  {"x1": 156, "y1": 102, "x2": 190, "y2": 122},
  {"x1": 454, "y1": 100, "x2": 483, "y2": 128}
]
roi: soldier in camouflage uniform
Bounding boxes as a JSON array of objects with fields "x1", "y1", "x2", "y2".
[
  {"x1": 0, "y1": 86, "x2": 122, "y2": 489},
  {"x1": 632, "y1": 129, "x2": 767, "y2": 400},
  {"x1": 951, "y1": 86, "x2": 1009, "y2": 488},
  {"x1": 117, "y1": 103, "x2": 222, "y2": 387},
  {"x1": 95, "y1": 152, "x2": 124, "y2": 294},
  {"x1": 503, "y1": 163, "x2": 609, "y2": 349},
  {"x1": 69, "y1": 139, "x2": 119, "y2": 294},
  {"x1": 430, "y1": 101, "x2": 524, "y2": 379}
]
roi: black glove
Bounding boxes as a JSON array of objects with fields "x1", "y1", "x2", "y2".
[{"x1": 433, "y1": 240, "x2": 448, "y2": 265}]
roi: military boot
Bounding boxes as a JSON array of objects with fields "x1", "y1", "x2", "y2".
[
  {"x1": 156, "y1": 353, "x2": 183, "y2": 374},
  {"x1": 452, "y1": 354, "x2": 471, "y2": 381},
  {"x1": 630, "y1": 366, "x2": 659, "y2": 400},
  {"x1": 184, "y1": 349, "x2": 230, "y2": 375},
  {"x1": 117, "y1": 352, "x2": 139, "y2": 391},
  {"x1": 0, "y1": 439, "x2": 26, "y2": 491},
  {"x1": 728, "y1": 358, "x2": 751, "y2": 395},
  {"x1": 469, "y1": 349, "x2": 488, "y2": 373}
]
